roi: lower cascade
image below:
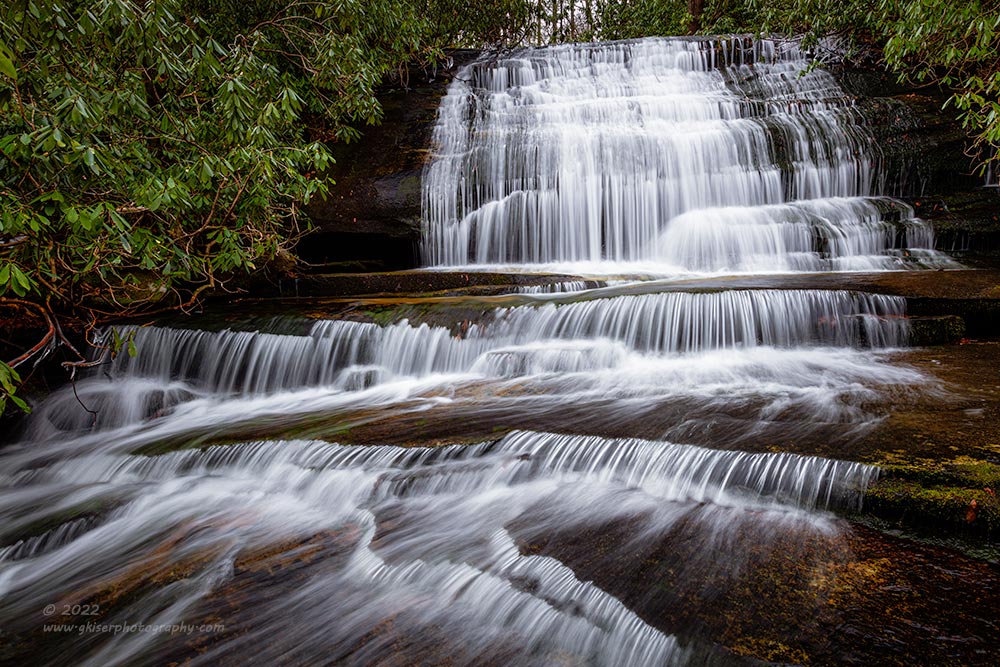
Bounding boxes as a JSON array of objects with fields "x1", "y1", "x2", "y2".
[
  {"x1": 0, "y1": 279, "x2": 927, "y2": 665},
  {"x1": 0, "y1": 427, "x2": 877, "y2": 666},
  {"x1": 0, "y1": 35, "x2": 985, "y2": 667}
]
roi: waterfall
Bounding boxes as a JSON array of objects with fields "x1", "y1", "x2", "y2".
[
  {"x1": 516, "y1": 280, "x2": 596, "y2": 293},
  {"x1": 14, "y1": 287, "x2": 912, "y2": 442},
  {"x1": 422, "y1": 37, "x2": 956, "y2": 270},
  {"x1": 96, "y1": 290, "x2": 906, "y2": 393},
  {"x1": 1, "y1": 35, "x2": 965, "y2": 667}
]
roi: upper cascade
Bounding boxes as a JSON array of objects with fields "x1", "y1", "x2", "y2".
[{"x1": 421, "y1": 37, "x2": 956, "y2": 270}]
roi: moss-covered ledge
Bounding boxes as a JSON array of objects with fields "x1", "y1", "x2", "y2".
[{"x1": 858, "y1": 451, "x2": 1000, "y2": 556}]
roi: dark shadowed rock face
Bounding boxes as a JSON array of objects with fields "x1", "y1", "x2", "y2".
[
  {"x1": 298, "y1": 50, "x2": 481, "y2": 270},
  {"x1": 828, "y1": 64, "x2": 1000, "y2": 257},
  {"x1": 831, "y1": 65, "x2": 978, "y2": 195}
]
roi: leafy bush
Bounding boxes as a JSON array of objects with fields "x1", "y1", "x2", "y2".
[{"x1": 0, "y1": 0, "x2": 453, "y2": 408}]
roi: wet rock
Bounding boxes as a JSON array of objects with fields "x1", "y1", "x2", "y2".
[
  {"x1": 908, "y1": 315, "x2": 966, "y2": 345},
  {"x1": 863, "y1": 456, "x2": 1000, "y2": 544},
  {"x1": 911, "y1": 188, "x2": 1000, "y2": 260},
  {"x1": 829, "y1": 64, "x2": 1000, "y2": 260},
  {"x1": 831, "y1": 65, "x2": 976, "y2": 194},
  {"x1": 299, "y1": 50, "x2": 481, "y2": 270},
  {"x1": 908, "y1": 297, "x2": 1000, "y2": 339}
]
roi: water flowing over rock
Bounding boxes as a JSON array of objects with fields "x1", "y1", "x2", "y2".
[
  {"x1": 422, "y1": 37, "x2": 957, "y2": 270},
  {"x1": 2, "y1": 36, "x2": 987, "y2": 667},
  {"x1": 0, "y1": 430, "x2": 875, "y2": 666},
  {"x1": 108, "y1": 289, "x2": 906, "y2": 389}
]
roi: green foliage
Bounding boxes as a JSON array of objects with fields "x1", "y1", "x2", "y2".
[
  {"x1": 108, "y1": 327, "x2": 138, "y2": 360},
  {"x1": 0, "y1": 0, "x2": 453, "y2": 411},
  {"x1": 594, "y1": 1, "x2": 691, "y2": 40},
  {"x1": 749, "y1": 0, "x2": 1000, "y2": 174},
  {"x1": 0, "y1": 40, "x2": 14, "y2": 80},
  {"x1": 2, "y1": 1, "x2": 323, "y2": 316},
  {"x1": 877, "y1": 0, "x2": 1000, "y2": 172},
  {"x1": 696, "y1": 0, "x2": 760, "y2": 34},
  {"x1": 749, "y1": 0, "x2": 876, "y2": 38},
  {"x1": 0, "y1": 360, "x2": 28, "y2": 413},
  {"x1": 430, "y1": 0, "x2": 545, "y2": 47},
  {"x1": 0, "y1": 0, "x2": 451, "y2": 320},
  {"x1": 431, "y1": 0, "x2": 694, "y2": 45}
]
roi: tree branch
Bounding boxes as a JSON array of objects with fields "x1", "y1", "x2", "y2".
[{"x1": 3, "y1": 299, "x2": 56, "y2": 369}]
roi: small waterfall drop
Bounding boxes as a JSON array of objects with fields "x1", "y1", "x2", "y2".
[
  {"x1": 19, "y1": 288, "x2": 910, "y2": 439},
  {"x1": 0, "y1": 430, "x2": 874, "y2": 666},
  {"x1": 105, "y1": 289, "x2": 907, "y2": 390}
]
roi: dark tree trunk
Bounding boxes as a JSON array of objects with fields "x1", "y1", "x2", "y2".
[{"x1": 688, "y1": 0, "x2": 705, "y2": 33}]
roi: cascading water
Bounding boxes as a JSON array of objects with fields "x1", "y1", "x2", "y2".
[
  {"x1": 422, "y1": 37, "x2": 957, "y2": 271},
  {"x1": 0, "y1": 428, "x2": 882, "y2": 666},
  {"x1": 21, "y1": 289, "x2": 912, "y2": 443},
  {"x1": 0, "y1": 36, "x2": 968, "y2": 667},
  {"x1": 115, "y1": 289, "x2": 908, "y2": 384}
]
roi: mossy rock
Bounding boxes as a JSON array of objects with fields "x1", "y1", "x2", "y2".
[
  {"x1": 730, "y1": 636, "x2": 810, "y2": 664},
  {"x1": 863, "y1": 454, "x2": 1000, "y2": 540},
  {"x1": 908, "y1": 315, "x2": 966, "y2": 345}
]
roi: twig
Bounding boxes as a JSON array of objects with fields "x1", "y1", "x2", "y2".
[
  {"x1": 0, "y1": 235, "x2": 29, "y2": 249},
  {"x1": 3, "y1": 299, "x2": 56, "y2": 369},
  {"x1": 66, "y1": 365, "x2": 98, "y2": 428}
]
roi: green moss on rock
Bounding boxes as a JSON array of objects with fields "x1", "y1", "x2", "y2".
[
  {"x1": 908, "y1": 315, "x2": 966, "y2": 345},
  {"x1": 863, "y1": 455, "x2": 1000, "y2": 540}
]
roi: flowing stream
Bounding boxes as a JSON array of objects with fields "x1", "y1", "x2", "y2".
[{"x1": 0, "y1": 37, "x2": 977, "y2": 666}]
